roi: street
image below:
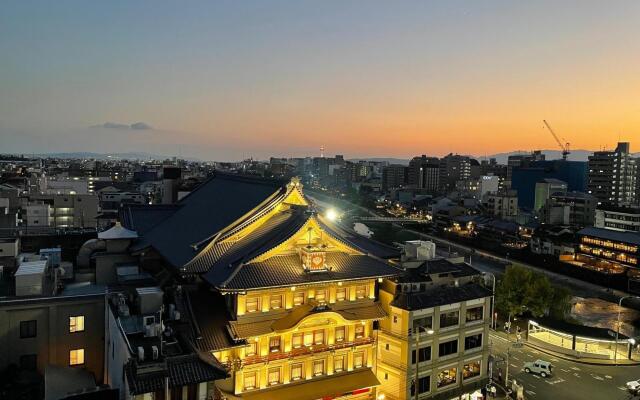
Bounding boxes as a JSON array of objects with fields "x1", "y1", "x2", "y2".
[{"x1": 489, "y1": 332, "x2": 640, "y2": 400}]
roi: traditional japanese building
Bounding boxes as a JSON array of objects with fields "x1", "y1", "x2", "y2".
[{"x1": 122, "y1": 173, "x2": 403, "y2": 399}]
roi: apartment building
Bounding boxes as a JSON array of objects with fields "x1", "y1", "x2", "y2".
[
  {"x1": 26, "y1": 194, "x2": 98, "y2": 228},
  {"x1": 594, "y1": 205, "x2": 640, "y2": 232},
  {"x1": 588, "y1": 142, "x2": 638, "y2": 206},
  {"x1": 376, "y1": 242, "x2": 491, "y2": 400}
]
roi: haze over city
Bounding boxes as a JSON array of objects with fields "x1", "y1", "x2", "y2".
[{"x1": 2, "y1": 1, "x2": 640, "y2": 160}]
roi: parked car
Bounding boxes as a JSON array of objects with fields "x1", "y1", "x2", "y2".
[
  {"x1": 523, "y1": 360, "x2": 553, "y2": 377},
  {"x1": 627, "y1": 379, "x2": 640, "y2": 394}
]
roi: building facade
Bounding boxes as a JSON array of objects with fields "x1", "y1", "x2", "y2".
[{"x1": 588, "y1": 142, "x2": 638, "y2": 207}]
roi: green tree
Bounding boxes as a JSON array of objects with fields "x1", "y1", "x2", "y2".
[{"x1": 548, "y1": 285, "x2": 572, "y2": 320}]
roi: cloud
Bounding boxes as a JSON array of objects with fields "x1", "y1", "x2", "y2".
[
  {"x1": 130, "y1": 122, "x2": 152, "y2": 130},
  {"x1": 90, "y1": 121, "x2": 154, "y2": 130}
]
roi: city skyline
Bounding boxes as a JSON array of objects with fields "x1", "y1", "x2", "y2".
[{"x1": 2, "y1": 1, "x2": 640, "y2": 160}]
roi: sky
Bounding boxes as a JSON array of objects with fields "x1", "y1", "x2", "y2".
[{"x1": 1, "y1": 1, "x2": 640, "y2": 161}]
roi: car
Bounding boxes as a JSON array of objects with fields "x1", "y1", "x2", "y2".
[
  {"x1": 627, "y1": 379, "x2": 640, "y2": 394},
  {"x1": 523, "y1": 360, "x2": 553, "y2": 377}
]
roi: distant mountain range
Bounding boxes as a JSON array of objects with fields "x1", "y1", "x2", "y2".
[
  {"x1": 352, "y1": 149, "x2": 640, "y2": 165},
  {"x1": 30, "y1": 152, "x2": 201, "y2": 161}
]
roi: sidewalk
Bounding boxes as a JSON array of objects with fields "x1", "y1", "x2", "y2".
[{"x1": 491, "y1": 329, "x2": 640, "y2": 366}]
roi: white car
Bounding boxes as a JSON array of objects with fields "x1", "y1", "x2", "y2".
[
  {"x1": 627, "y1": 379, "x2": 640, "y2": 394},
  {"x1": 523, "y1": 360, "x2": 553, "y2": 378}
]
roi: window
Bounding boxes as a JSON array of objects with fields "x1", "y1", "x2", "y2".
[
  {"x1": 313, "y1": 329, "x2": 325, "y2": 345},
  {"x1": 246, "y1": 341, "x2": 257, "y2": 356},
  {"x1": 466, "y1": 306, "x2": 483, "y2": 323},
  {"x1": 270, "y1": 295, "x2": 283, "y2": 310},
  {"x1": 336, "y1": 287, "x2": 347, "y2": 302},
  {"x1": 465, "y1": 334, "x2": 482, "y2": 351},
  {"x1": 412, "y1": 316, "x2": 432, "y2": 333},
  {"x1": 20, "y1": 354, "x2": 37, "y2": 371},
  {"x1": 294, "y1": 291, "x2": 305, "y2": 306},
  {"x1": 313, "y1": 359, "x2": 325, "y2": 376},
  {"x1": 269, "y1": 336, "x2": 281, "y2": 353},
  {"x1": 69, "y1": 316, "x2": 85, "y2": 333},
  {"x1": 315, "y1": 289, "x2": 327, "y2": 304},
  {"x1": 20, "y1": 320, "x2": 37, "y2": 338},
  {"x1": 355, "y1": 285, "x2": 367, "y2": 299},
  {"x1": 334, "y1": 355, "x2": 345, "y2": 372},
  {"x1": 291, "y1": 363, "x2": 304, "y2": 381},
  {"x1": 437, "y1": 367, "x2": 457, "y2": 388},
  {"x1": 412, "y1": 346, "x2": 431, "y2": 364},
  {"x1": 410, "y1": 376, "x2": 431, "y2": 396},
  {"x1": 304, "y1": 331, "x2": 313, "y2": 346},
  {"x1": 292, "y1": 333, "x2": 304, "y2": 348},
  {"x1": 335, "y1": 326, "x2": 345, "y2": 342},
  {"x1": 246, "y1": 297, "x2": 260, "y2": 313},
  {"x1": 392, "y1": 315, "x2": 398, "y2": 324},
  {"x1": 354, "y1": 351, "x2": 365, "y2": 368},
  {"x1": 268, "y1": 367, "x2": 281, "y2": 386},
  {"x1": 355, "y1": 324, "x2": 365, "y2": 339},
  {"x1": 385, "y1": 343, "x2": 390, "y2": 351},
  {"x1": 69, "y1": 348, "x2": 85, "y2": 366},
  {"x1": 244, "y1": 371, "x2": 257, "y2": 390},
  {"x1": 438, "y1": 339, "x2": 458, "y2": 357},
  {"x1": 439, "y1": 310, "x2": 459, "y2": 328},
  {"x1": 463, "y1": 361, "x2": 481, "y2": 379}
]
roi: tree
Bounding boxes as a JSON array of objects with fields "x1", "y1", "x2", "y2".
[{"x1": 495, "y1": 264, "x2": 571, "y2": 320}]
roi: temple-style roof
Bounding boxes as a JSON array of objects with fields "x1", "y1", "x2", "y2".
[
  {"x1": 98, "y1": 221, "x2": 138, "y2": 240},
  {"x1": 123, "y1": 173, "x2": 286, "y2": 268}
]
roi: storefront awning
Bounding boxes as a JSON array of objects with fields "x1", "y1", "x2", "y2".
[{"x1": 226, "y1": 369, "x2": 380, "y2": 400}]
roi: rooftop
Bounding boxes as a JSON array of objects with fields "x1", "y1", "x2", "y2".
[{"x1": 578, "y1": 226, "x2": 640, "y2": 246}]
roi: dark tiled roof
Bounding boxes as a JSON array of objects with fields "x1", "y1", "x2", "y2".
[
  {"x1": 187, "y1": 289, "x2": 240, "y2": 351},
  {"x1": 578, "y1": 227, "x2": 640, "y2": 246},
  {"x1": 125, "y1": 354, "x2": 227, "y2": 395},
  {"x1": 216, "y1": 253, "x2": 401, "y2": 290},
  {"x1": 391, "y1": 282, "x2": 492, "y2": 311},
  {"x1": 394, "y1": 258, "x2": 480, "y2": 283},
  {"x1": 127, "y1": 173, "x2": 285, "y2": 268},
  {"x1": 317, "y1": 217, "x2": 401, "y2": 259},
  {"x1": 189, "y1": 207, "x2": 309, "y2": 276},
  {"x1": 121, "y1": 204, "x2": 179, "y2": 235}
]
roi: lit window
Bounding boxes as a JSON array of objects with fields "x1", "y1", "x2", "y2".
[
  {"x1": 69, "y1": 316, "x2": 85, "y2": 333},
  {"x1": 292, "y1": 333, "x2": 303, "y2": 348},
  {"x1": 437, "y1": 367, "x2": 457, "y2": 388},
  {"x1": 313, "y1": 359, "x2": 325, "y2": 376},
  {"x1": 293, "y1": 291, "x2": 305, "y2": 306},
  {"x1": 463, "y1": 361, "x2": 481, "y2": 379},
  {"x1": 291, "y1": 363, "x2": 304, "y2": 381},
  {"x1": 268, "y1": 367, "x2": 281, "y2": 386},
  {"x1": 335, "y1": 326, "x2": 345, "y2": 342},
  {"x1": 245, "y1": 341, "x2": 257, "y2": 357},
  {"x1": 354, "y1": 351, "x2": 365, "y2": 368},
  {"x1": 246, "y1": 297, "x2": 260, "y2": 313},
  {"x1": 269, "y1": 336, "x2": 281, "y2": 353},
  {"x1": 315, "y1": 289, "x2": 327, "y2": 304},
  {"x1": 244, "y1": 371, "x2": 257, "y2": 390},
  {"x1": 334, "y1": 355, "x2": 345, "y2": 372},
  {"x1": 270, "y1": 295, "x2": 282, "y2": 310},
  {"x1": 336, "y1": 287, "x2": 347, "y2": 302},
  {"x1": 313, "y1": 329, "x2": 325, "y2": 345},
  {"x1": 355, "y1": 285, "x2": 367, "y2": 299},
  {"x1": 355, "y1": 324, "x2": 365, "y2": 339},
  {"x1": 69, "y1": 349, "x2": 85, "y2": 366}
]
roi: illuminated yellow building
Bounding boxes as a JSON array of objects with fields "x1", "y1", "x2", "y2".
[{"x1": 180, "y1": 177, "x2": 400, "y2": 399}]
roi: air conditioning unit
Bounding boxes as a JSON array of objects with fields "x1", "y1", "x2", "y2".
[
  {"x1": 151, "y1": 345, "x2": 159, "y2": 360},
  {"x1": 137, "y1": 346, "x2": 145, "y2": 361},
  {"x1": 144, "y1": 323, "x2": 156, "y2": 338}
]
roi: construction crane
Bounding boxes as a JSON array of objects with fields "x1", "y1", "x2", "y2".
[{"x1": 543, "y1": 120, "x2": 570, "y2": 161}]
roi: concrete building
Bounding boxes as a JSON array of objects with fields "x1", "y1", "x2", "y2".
[
  {"x1": 382, "y1": 164, "x2": 408, "y2": 192},
  {"x1": 506, "y1": 151, "x2": 545, "y2": 182},
  {"x1": 376, "y1": 242, "x2": 491, "y2": 400},
  {"x1": 594, "y1": 205, "x2": 640, "y2": 232},
  {"x1": 588, "y1": 142, "x2": 638, "y2": 206},
  {"x1": 408, "y1": 156, "x2": 440, "y2": 193},
  {"x1": 540, "y1": 192, "x2": 596, "y2": 227},
  {"x1": 484, "y1": 190, "x2": 518, "y2": 220},
  {"x1": 26, "y1": 194, "x2": 99, "y2": 228},
  {"x1": 534, "y1": 179, "x2": 568, "y2": 212},
  {"x1": 439, "y1": 154, "x2": 471, "y2": 193}
]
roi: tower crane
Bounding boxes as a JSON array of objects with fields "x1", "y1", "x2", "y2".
[{"x1": 543, "y1": 120, "x2": 570, "y2": 161}]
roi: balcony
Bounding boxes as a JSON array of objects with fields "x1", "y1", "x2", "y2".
[{"x1": 241, "y1": 337, "x2": 374, "y2": 366}]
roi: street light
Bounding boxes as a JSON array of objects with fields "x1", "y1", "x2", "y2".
[
  {"x1": 414, "y1": 326, "x2": 434, "y2": 400},
  {"x1": 614, "y1": 295, "x2": 640, "y2": 365},
  {"x1": 483, "y1": 272, "x2": 497, "y2": 330}
]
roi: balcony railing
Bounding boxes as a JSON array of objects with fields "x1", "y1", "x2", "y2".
[{"x1": 241, "y1": 337, "x2": 374, "y2": 366}]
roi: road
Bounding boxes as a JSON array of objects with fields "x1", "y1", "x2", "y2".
[{"x1": 489, "y1": 332, "x2": 639, "y2": 400}]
